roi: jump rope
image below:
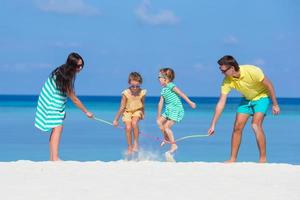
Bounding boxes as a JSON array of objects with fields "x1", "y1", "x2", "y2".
[{"x1": 93, "y1": 116, "x2": 209, "y2": 144}]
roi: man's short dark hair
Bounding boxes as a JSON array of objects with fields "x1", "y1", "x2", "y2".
[{"x1": 218, "y1": 55, "x2": 240, "y2": 71}]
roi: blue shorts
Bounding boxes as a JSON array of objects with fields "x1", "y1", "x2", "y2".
[{"x1": 237, "y1": 97, "x2": 270, "y2": 116}]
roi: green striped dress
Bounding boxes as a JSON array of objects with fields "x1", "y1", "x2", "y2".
[
  {"x1": 34, "y1": 76, "x2": 67, "y2": 132},
  {"x1": 161, "y1": 82, "x2": 184, "y2": 122}
]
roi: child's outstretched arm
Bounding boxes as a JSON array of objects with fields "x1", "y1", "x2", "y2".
[
  {"x1": 113, "y1": 95, "x2": 127, "y2": 127},
  {"x1": 157, "y1": 96, "x2": 164, "y2": 119},
  {"x1": 173, "y1": 87, "x2": 196, "y2": 109}
]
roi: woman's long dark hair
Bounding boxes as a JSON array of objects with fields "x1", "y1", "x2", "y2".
[{"x1": 51, "y1": 52, "x2": 84, "y2": 94}]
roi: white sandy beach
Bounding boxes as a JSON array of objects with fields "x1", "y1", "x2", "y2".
[{"x1": 0, "y1": 161, "x2": 299, "y2": 200}]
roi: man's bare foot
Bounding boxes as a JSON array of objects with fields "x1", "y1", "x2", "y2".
[
  {"x1": 51, "y1": 158, "x2": 63, "y2": 162},
  {"x1": 259, "y1": 158, "x2": 267, "y2": 163},
  {"x1": 169, "y1": 144, "x2": 178, "y2": 153}
]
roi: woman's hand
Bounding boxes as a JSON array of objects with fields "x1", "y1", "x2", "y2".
[
  {"x1": 190, "y1": 102, "x2": 196, "y2": 109},
  {"x1": 86, "y1": 111, "x2": 94, "y2": 118}
]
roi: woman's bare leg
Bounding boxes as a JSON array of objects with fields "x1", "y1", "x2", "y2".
[{"x1": 49, "y1": 126, "x2": 63, "y2": 161}]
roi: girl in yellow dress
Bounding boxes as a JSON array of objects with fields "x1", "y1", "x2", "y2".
[{"x1": 113, "y1": 72, "x2": 146, "y2": 155}]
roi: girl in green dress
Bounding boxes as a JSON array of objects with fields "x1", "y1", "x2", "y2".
[{"x1": 157, "y1": 68, "x2": 196, "y2": 158}]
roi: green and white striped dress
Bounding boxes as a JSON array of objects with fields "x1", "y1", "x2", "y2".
[
  {"x1": 161, "y1": 82, "x2": 184, "y2": 122},
  {"x1": 34, "y1": 76, "x2": 67, "y2": 132}
]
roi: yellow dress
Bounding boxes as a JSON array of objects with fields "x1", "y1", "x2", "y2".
[{"x1": 122, "y1": 89, "x2": 146, "y2": 122}]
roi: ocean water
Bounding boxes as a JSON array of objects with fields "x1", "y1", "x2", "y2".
[{"x1": 0, "y1": 95, "x2": 299, "y2": 164}]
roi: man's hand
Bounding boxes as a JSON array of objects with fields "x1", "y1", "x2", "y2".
[
  {"x1": 272, "y1": 105, "x2": 280, "y2": 115},
  {"x1": 208, "y1": 125, "x2": 215, "y2": 136}
]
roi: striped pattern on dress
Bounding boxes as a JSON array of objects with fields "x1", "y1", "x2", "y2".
[
  {"x1": 34, "y1": 76, "x2": 67, "y2": 132},
  {"x1": 161, "y1": 82, "x2": 184, "y2": 122}
]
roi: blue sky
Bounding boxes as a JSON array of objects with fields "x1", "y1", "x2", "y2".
[{"x1": 0, "y1": 0, "x2": 299, "y2": 97}]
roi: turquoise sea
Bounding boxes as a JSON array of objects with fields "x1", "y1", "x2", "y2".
[{"x1": 0, "y1": 95, "x2": 299, "y2": 164}]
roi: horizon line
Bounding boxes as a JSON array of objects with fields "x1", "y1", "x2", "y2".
[{"x1": 0, "y1": 94, "x2": 299, "y2": 99}]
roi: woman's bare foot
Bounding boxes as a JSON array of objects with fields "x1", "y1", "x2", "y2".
[{"x1": 224, "y1": 158, "x2": 236, "y2": 163}]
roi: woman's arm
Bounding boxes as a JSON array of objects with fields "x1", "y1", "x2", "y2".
[
  {"x1": 67, "y1": 91, "x2": 93, "y2": 118},
  {"x1": 173, "y1": 87, "x2": 196, "y2": 108},
  {"x1": 207, "y1": 93, "x2": 227, "y2": 135},
  {"x1": 262, "y1": 77, "x2": 280, "y2": 115},
  {"x1": 113, "y1": 95, "x2": 127, "y2": 127},
  {"x1": 157, "y1": 96, "x2": 164, "y2": 119}
]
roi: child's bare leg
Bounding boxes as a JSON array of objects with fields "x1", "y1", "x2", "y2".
[
  {"x1": 164, "y1": 120, "x2": 177, "y2": 153},
  {"x1": 131, "y1": 117, "x2": 140, "y2": 152},
  {"x1": 157, "y1": 116, "x2": 169, "y2": 145},
  {"x1": 124, "y1": 121, "x2": 133, "y2": 154},
  {"x1": 49, "y1": 126, "x2": 63, "y2": 161}
]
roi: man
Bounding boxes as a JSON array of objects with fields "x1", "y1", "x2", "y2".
[{"x1": 208, "y1": 55, "x2": 280, "y2": 163}]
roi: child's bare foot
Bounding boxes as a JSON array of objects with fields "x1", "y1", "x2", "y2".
[
  {"x1": 165, "y1": 151, "x2": 176, "y2": 162},
  {"x1": 160, "y1": 139, "x2": 169, "y2": 147},
  {"x1": 126, "y1": 147, "x2": 133, "y2": 155},
  {"x1": 132, "y1": 143, "x2": 139, "y2": 152},
  {"x1": 169, "y1": 144, "x2": 178, "y2": 153}
]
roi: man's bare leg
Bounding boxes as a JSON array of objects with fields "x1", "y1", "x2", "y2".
[
  {"x1": 252, "y1": 112, "x2": 267, "y2": 163},
  {"x1": 226, "y1": 113, "x2": 249, "y2": 163}
]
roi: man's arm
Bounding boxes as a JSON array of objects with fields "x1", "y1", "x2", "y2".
[
  {"x1": 262, "y1": 77, "x2": 280, "y2": 115},
  {"x1": 208, "y1": 93, "x2": 227, "y2": 135}
]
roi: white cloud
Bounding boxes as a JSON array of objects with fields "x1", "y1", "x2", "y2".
[
  {"x1": 224, "y1": 35, "x2": 239, "y2": 45},
  {"x1": 135, "y1": 0, "x2": 179, "y2": 26},
  {"x1": 36, "y1": 0, "x2": 100, "y2": 16},
  {"x1": 193, "y1": 63, "x2": 205, "y2": 72}
]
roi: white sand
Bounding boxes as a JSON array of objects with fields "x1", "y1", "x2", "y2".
[{"x1": 0, "y1": 161, "x2": 299, "y2": 200}]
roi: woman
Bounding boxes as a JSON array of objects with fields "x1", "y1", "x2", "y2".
[{"x1": 34, "y1": 52, "x2": 93, "y2": 161}]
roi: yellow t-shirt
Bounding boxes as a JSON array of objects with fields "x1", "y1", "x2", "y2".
[
  {"x1": 221, "y1": 65, "x2": 269, "y2": 100},
  {"x1": 122, "y1": 89, "x2": 146, "y2": 112}
]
